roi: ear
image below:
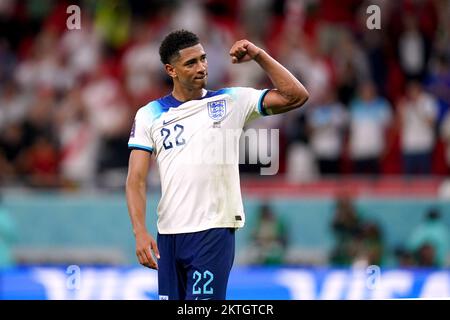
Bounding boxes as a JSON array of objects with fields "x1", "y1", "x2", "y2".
[{"x1": 165, "y1": 64, "x2": 177, "y2": 78}]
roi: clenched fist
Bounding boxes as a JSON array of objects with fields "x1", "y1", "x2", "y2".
[{"x1": 229, "y1": 40, "x2": 262, "y2": 64}]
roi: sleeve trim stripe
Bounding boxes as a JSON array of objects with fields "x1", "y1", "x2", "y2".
[
  {"x1": 128, "y1": 144, "x2": 153, "y2": 153},
  {"x1": 257, "y1": 89, "x2": 271, "y2": 116}
]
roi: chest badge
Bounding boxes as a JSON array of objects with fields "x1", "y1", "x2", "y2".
[{"x1": 207, "y1": 99, "x2": 227, "y2": 121}]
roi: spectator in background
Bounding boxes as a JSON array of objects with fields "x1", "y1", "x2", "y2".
[
  {"x1": 122, "y1": 21, "x2": 167, "y2": 108},
  {"x1": 285, "y1": 110, "x2": 319, "y2": 183},
  {"x1": 59, "y1": 9, "x2": 101, "y2": 80},
  {"x1": 94, "y1": 0, "x2": 131, "y2": 51},
  {"x1": 0, "y1": 122, "x2": 26, "y2": 184},
  {"x1": 407, "y1": 208, "x2": 449, "y2": 268},
  {"x1": 332, "y1": 31, "x2": 371, "y2": 106},
  {"x1": 330, "y1": 194, "x2": 385, "y2": 266},
  {"x1": 330, "y1": 194, "x2": 362, "y2": 266},
  {"x1": 307, "y1": 86, "x2": 347, "y2": 176},
  {"x1": 200, "y1": 21, "x2": 233, "y2": 89},
  {"x1": 439, "y1": 77, "x2": 450, "y2": 174},
  {"x1": 399, "y1": 81, "x2": 438, "y2": 175},
  {"x1": 18, "y1": 87, "x2": 61, "y2": 188},
  {"x1": 398, "y1": 15, "x2": 428, "y2": 81},
  {"x1": 0, "y1": 193, "x2": 17, "y2": 268},
  {"x1": 282, "y1": 35, "x2": 331, "y2": 106},
  {"x1": 0, "y1": 39, "x2": 16, "y2": 85},
  {"x1": 54, "y1": 86, "x2": 99, "y2": 189},
  {"x1": 348, "y1": 82, "x2": 393, "y2": 175},
  {"x1": 0, "y1": 80, "x2": 30, "y2": 131},
  {"x1": 23, "y1": 134, "x2": 61, "y2": 188},
  {"x1": 81, "y1": 63, "x2": 131, "y2": 188},
  {"x1": 426, "y1": 54, "x2": 450, "y2": 126},
  {"x1": 354, "y1": 221, "x2": 384, "y2": 266},
  {"x1": 394, "y1": 246, "x2": 416, "y2": 268},
  {"x1": 249, "y1": 203, "x2": 288, "y2": 265},
  {"x1": 415, "y1": 242, "x2": 437, "y2": 267},
  {"x1": 441, "y1": 109, "x2": 450, "y2": 174}
]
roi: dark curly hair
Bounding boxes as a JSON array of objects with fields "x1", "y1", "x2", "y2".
[{"x1": 159, "y1": 30, "x2": 200, "y2": 65}]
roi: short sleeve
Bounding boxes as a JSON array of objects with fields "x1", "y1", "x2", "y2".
[
  {"x1": 233, "y1": 87, "x2": 271, "y2": 125},
  {"x1": 128, "y1": 107, "x2": 155, "y2": 153}
]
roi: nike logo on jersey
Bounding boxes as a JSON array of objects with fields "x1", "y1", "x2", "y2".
[{"x1": 162, "y1": 117, "x2": 178, "y2": 126}]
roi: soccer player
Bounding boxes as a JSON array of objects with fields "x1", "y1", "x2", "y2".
[{"x1": 126, "y1": 29, "x2": 309, "y2": 300}]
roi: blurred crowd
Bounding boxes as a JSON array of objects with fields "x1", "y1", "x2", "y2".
[
  {"x1": 329, "y1": 194, "x2": 449, "y2": 268},
  {"x1": 0, "y1": 0, "x2": 450, "y2": 190},
  {"x1": 245, "y1": 195, "x2": 449, "y2": 268}
]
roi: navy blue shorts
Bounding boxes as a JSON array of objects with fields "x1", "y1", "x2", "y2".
[{"x1": 157, "y1": 228, "x2": 235, "y2": 300}]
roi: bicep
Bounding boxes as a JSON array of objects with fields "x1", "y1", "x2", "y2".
[
  {"x1": 262, "y1": 89, "x2": 299, "y2": 115},
  {"x1": 127, "y1": 149, "x2": 152, "y2": 183}
]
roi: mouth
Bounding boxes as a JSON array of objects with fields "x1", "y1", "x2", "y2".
[{"x1": 195, "y1": 74, "x2": 207, "y2": 80}]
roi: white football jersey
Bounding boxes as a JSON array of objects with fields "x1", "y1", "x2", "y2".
[{"x1": 128, "y1": 87, "x2": 270, "y2": 234}]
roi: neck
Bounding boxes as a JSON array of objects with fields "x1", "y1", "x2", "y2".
[{"x1": 172, "y1": 85, "x2": 204, "y2": 102}]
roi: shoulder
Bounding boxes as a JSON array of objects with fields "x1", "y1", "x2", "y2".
[
  {"x1": 205, "y1": 87, "x2": 237, "y2": 98},
  {"x1": 135, "y1": 100, "x2": 164, "y2": 122},
  {"x1": 139, "y1": 99, "x2": 163, "y2": 113},
  {"x1": 211, "y1": 87, "x2": 261, "y2": 94},
  {"x1": 212, "y1": 87, "x2": 265, "y2": 99}
]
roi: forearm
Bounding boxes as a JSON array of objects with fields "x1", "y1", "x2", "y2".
[
  {"x1": 126, "y1": 177, "x2": 148, "y2": 236},
  {"x1": 254, "y1": 50, "x2": 308, "y2": 106}
]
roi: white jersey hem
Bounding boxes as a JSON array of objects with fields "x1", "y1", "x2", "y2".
[{"x1": 157, "y1": 222, "x2": 245, "y2": 235}]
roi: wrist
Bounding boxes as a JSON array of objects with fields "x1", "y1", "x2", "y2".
[
  {"x1": 253, "y1": 48, "x2": 266, "y2": 62},
  {"x1": 133, "y1": 228, "x2": 148, "y2": 237}
]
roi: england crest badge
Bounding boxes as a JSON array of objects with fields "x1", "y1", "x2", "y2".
[{"x1": 207, "y1": 99, "x2": 226, "y2": 121}]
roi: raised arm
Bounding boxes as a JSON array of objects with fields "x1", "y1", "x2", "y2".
[
  {"x1": 229, "y1": 40, "x2": 309, "y2": 115},
  {"x1": 126, "y1": 149, "x2": 160, "y2": 269}
]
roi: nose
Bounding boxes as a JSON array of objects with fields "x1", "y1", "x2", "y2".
[{"x1": 197, "y1": 61, "x2": 207, "y2": 73}]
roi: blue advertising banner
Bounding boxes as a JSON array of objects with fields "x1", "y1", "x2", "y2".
[{"x1": 1, "y1": 266, "x2": 449, "y2": 300}]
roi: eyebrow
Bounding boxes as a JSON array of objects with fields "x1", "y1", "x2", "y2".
[{"x1": 183, "y1": 54, "x2": 207, "y2": 66}]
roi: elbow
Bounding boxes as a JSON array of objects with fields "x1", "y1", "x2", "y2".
[
  {"x1": 289, "y1": 87, "x2": 309, "y2": 109},
  {"x1": 126, "y1": 174, "x2": 145, "y2": 193},
  {"x1": 125, "y1": 175, "x2": 133, "y2": 195},
  {"x1": 298, "y1": 88, "x2": 309, "y2": 106},
  {"x1": 125, "y1": 172, "x2": 134, "y2": 189}
]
